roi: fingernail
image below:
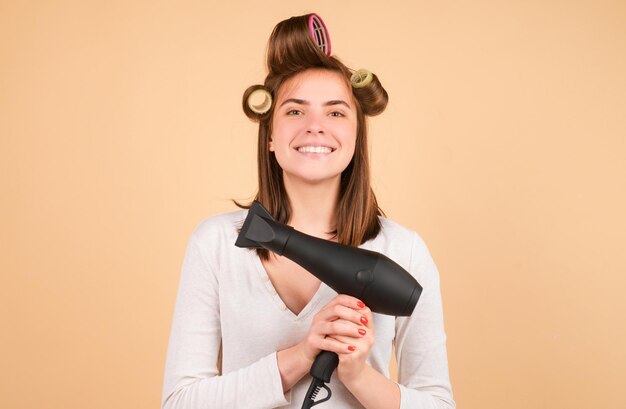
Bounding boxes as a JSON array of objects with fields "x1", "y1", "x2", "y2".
[
  {"x1": 356, "y1": 301, "x2": 365, "y2": 308},
  {"x1": 360, "y1": 316, "x2": 368, "y2": 325},
  {"x1": 358, "y1": 329, "x2": 366, "y2": 336},
  {"x1": 348, "y1": 345, "x2": 356, "y2": 352}
]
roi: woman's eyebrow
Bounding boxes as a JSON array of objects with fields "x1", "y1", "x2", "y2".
[
  {"x1": 324, "y1": 100, "x2": 350, "y2": 108},
  {"x1": 279, "y1": 98, "x2": 351, "y2": 108},
  {"x1": 280, "y1": 98, "x2": 307, "y2": 107}
]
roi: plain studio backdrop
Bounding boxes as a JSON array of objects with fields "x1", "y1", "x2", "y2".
[{"x1": 1, "y1": 1, "x2": 625, "y2": 408}]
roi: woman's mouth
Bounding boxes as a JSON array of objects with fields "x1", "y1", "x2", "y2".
[{"x1": 296, "y1": 146, "x2": 335, "y2": 154}]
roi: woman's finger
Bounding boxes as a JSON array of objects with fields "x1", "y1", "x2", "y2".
[
  {"x1": 321, "y1": 337, "x2": 358, "y2": 355},
  {"x1": 316, "y1": 319, "x2": 367, "y2": 339},
  {"x1": 315, "y1": 298, "x2": 369, "y2": 327}
]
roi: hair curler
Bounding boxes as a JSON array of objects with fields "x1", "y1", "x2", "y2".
[
  {"x1": 235, "y1": 201, "x2": 422, "y2": 408},
  {"x1": 308, "y1": 13, "x2": 331, "y2": 56},
  {"x1": 247, "y1": 87, "x2": 273, "y2": 115}
]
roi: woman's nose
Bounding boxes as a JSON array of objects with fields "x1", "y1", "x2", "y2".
[{"x1": 306, "y1": 113, "x2": 325, "y2": 134}]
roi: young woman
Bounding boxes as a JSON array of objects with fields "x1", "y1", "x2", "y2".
[{"x1": 162, "y1": 13, "x2": 455, "y2": 409}]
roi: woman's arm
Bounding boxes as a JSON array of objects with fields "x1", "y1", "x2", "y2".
[
  {"x1": 161, "y1": 228, "x2": 290, "y2": 409},
  {"x1": 335, "y1": 231, "x2": 455, "y2": 409},
  {"x1": 393, "y1": 232, "x2": 455, "y2": 409},
  {"x1": 342, "y1": 364, "x2": 401, "y2": 409},
  {"x1": 276, "y1": 343, "x2": 314, "y2": 393},
  {"x1": 330, "y1": 303, "x2": 401, "y2": 409}
]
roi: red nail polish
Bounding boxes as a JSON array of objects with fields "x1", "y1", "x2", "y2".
[
  {"x1": 356, "y1": 301, "x2": 365, "y2": 308},
  {"x1": 360, "y1": 316, "x2": 368, "y2": 325},
  {"x1": 348, "y1": 345, "x2": 356, "y2": 352},
  {"x1": 358, "y1": 329, "x2": 366, "y2": 336}
]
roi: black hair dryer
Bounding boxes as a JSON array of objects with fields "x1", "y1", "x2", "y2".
[{"x1": 235, "y1": 201, "x2": 422, "y2": 408}]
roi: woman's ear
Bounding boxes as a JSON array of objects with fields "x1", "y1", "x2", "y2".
[{"x1": 269, "y1": 138, "x2": 274, "y2": 152}]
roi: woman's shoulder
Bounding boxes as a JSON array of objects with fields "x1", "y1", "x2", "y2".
[
  {"x1": 377, "y1": 216, "x2": 417, "y2": 240},
  {"x1": 365, "y1": 216, "x2": 433, "y2": 269},
  {"x1": 188, "y1": 208, "x2": 248, "y2": 244},
  {"x1": 375, "y1": 216, "x2": 427, "y2": 248}
]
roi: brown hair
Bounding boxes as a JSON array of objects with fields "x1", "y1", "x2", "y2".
[{"x1": 237, "y1": 14, "x2": 389, "y2": 260}]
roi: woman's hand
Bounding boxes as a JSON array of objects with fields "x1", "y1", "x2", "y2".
[
  {"x1": 296, "y1": 294, "x2": 369, "y2": 366},
  {"x1": 329, "y1": 304, "x2": 375, "y2": 384},
  {"x1": 279, "y1": 295, "x2": 370, "y2": 394}
]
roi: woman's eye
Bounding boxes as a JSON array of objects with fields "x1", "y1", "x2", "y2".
[
  {"x1": 286, "y1": 109, "x2": 302, "y2": 115},
  {"x1": 330, "y1": 111, "x2": 345, "y2": 117}
]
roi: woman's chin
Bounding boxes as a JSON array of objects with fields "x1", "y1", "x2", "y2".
[{"x1": 283, "y1": 172, "x2": 342, "y2": 187}]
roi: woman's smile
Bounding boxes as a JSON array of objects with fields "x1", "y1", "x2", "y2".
[{"x1": 296, "y1": 146, "x2": 335, "y2": 154}]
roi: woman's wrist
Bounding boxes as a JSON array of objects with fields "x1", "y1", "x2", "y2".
[
  {"x1": 276, "y1": 343, "x2": 315, "y2": 393},
  {"x1": 341, "y1": 364, "x2": 401, "y2": 409},
  {"x1": 338, "y1": 361, "x2": 370, "y2": 390}
]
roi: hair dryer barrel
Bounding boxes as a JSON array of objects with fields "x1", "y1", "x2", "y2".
[{"x1": 235, "y1": 201, "x2": 422, "y2": 316}]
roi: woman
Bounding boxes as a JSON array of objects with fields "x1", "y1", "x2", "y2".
[{"x1": 162, "y1": 13, "x2": 455, "y2": 409}]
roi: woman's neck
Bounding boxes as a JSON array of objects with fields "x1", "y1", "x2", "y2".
[{"x1": 283, "y1": 175, "x2": 340, "y2": 239}]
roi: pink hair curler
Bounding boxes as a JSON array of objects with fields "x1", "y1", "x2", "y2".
[{"x1": 309, "y1": 13, "x2": 332, "y2": 56}]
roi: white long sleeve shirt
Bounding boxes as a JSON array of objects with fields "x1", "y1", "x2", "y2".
[{"x1": 162, "y1": 209, "x2": 455, "y2": 409}]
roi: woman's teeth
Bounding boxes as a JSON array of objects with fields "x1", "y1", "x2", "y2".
[{"x1": 297, "y1": 146, "x2": 333, "y2": 153}]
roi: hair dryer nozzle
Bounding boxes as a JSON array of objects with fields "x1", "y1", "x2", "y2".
[
  {"x1": 235, "y1": 202, "x2": 293, "y2": 255},
  {"x1": 235, "y1": 201, "x2": 278, "y2": 248}
]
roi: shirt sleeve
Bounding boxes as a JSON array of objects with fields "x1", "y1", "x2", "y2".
[
  {"x1": 161, "y1": 228, "x2": 292, "y2": 409},
  {"x1": 394, "y1": 232, "x2": 456, "y2": 409}
]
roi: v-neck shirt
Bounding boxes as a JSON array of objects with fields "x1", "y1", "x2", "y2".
[
  {"x1": 162, "y1": 209, "x2": 455, "y2": 409},
  {"x1": 253, "y1": 251, "x2": 326, "y2": 320}
]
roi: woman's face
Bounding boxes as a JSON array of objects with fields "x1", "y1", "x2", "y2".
[{"x1": 270, "y1": 69, "x2": 358, "y2": 187}]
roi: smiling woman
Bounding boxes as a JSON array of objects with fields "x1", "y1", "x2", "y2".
[
  {"x1": 269, "y1": 69, "x2": 358, "y2": 188},
  {"x1": 162, "y1": 12, "x2": 454, "y2": 409},
  {"x1": 240, "y1": 16, "x2": 389, "y2": 255}
]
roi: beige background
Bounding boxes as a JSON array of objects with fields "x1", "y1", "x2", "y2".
[{"x1": 1, "y1": 1, "x2": 625, "y2": 408}]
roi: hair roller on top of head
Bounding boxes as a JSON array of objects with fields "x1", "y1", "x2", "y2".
[
  {"x1": 308, "y1": 13, "x2": 331, "y2": 56},
  {"x1": 266, "y1": 13, "x2": 333, "y2": 74}
]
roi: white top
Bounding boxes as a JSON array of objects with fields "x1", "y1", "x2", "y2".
[{"x1": 162, "y1": 209, "x2": 455, "y2": 409}]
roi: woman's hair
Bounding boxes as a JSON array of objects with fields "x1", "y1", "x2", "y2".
[{"x1": 236, "y1": 14, "x2": 389, "y2": 260}]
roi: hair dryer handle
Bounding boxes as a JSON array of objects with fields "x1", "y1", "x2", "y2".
[
  {"x1": 302, "y1": 351, "x2": 339, "y2": 408},
  {"x1": 310, "y1": 350, "x2": 339, "y2": 382}
]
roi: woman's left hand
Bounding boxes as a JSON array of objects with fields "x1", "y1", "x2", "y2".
[{"x1": 328, "y1": 303, "x2": 375, "y2": 384}]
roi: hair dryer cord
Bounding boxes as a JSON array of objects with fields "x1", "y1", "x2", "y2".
[{"x1": 301, "y1": 378, "x2": 332, "y2": 408}]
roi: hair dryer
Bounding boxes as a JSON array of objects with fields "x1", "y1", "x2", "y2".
[{"x1": 235, "y1": 201, "x2": 422, "y2": 407}]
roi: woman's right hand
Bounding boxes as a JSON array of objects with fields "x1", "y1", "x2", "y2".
[{"x1": 296, "y1": 294, "x2": 369, "y2": 365}]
